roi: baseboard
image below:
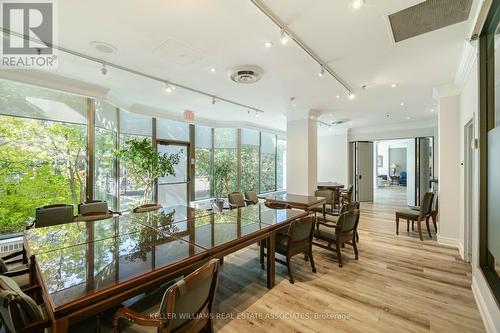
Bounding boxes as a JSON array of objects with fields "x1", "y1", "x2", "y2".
[
  {"x1": 458, "y1": 242, "x2": 465, "y2": 261},
  {"x1": 436, "y1": 234, "x2": 461, "y2": 249},
  {"x1": 472, "y1": 271, "x2": 500, "y2": 333}
]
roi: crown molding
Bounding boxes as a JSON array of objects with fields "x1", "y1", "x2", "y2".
[{"x1": 455, "y1": 40, "x2": 478, "y2": 88}]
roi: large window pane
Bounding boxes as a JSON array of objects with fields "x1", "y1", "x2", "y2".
[
  {"x1": 260, "y1": 132, "x2": 276, "y2": 193},
  {"x1": 195, "y1": 126, "x2": 212, "y2": 200},
  {"x1": 277, "y1": 137, "x2": 287, "y2": 191},
  {"x1": 157, "y1": 118, "x2": 189, "y2": 142},
  {"x1": 119, "y1": 110, "x2": 152, "y2": 211},
  {"x1": 214, "y1": 128, "x2": 237, "y2": 197},
  {"x1": 94, "y1": 101, "x2": 117, "y2": 208},
  {"x1": 0, "y1": 80, "x2": 87, "y2": 233},
  {"x1": 241, "y1": 129, "x2": 259, "y2": 192}
]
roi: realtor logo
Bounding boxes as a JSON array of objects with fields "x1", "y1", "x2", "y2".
[{"x1": 1, "y1": 0, "x2": 58, "y2": 68}]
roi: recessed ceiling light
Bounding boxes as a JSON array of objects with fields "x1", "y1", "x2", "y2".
[
  {"x1": 406, "y1": 116, "x2": 411, "y2": 120},
  {"x1": 391, "y1": 83, "x2": 397, "y2": 88},
  {"x1": 264, "y1": 41, "x2": 273, "y2": 48},
  {"x1": 328, "y1": 126, "x2": 333, "y2": 131},
  {"x1": 386, "y1": 113, "x2": 391, "y2": 118},
  {"x1": 292, "y1": 103, "x2": 297, "y2": 108},
  {"x1": 280, "y1": 29, "x2": 289, "y2": 45},
  {"x1": 400, "y1": 102, "x2": 405, "y2": 106},
  {"x1": 90, "y1": 41, "x2": 117, "y2": 54},
  {"x1": 210, "y1": 67, "x2": 216, "y2": 73},
  {"x1": 336, "y1": 95, "x2": 340, "y2": 99},
  {"x1": 352, "y1": 0, "x2": 365, "y2": 9},
  {"x1": 329, "y1": 113, "x2": 333, "y2": 116},
  {"x1": 348, "y1": 93, "x2": 356, "y2": 100},
  {"x1": 430, "y1": 108, "x2": 435, "y2": 112}
]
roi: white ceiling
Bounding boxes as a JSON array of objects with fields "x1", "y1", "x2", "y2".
[{"x1": 5, "y1": 0, "x2": 479, "y2": 131}]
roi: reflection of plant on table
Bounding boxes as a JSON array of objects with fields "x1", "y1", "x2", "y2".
[{"x1": 114, "y1": 138, "x2": 180, "y2": 205}]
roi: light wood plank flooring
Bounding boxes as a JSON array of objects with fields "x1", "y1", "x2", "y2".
[{"x1": 213, "y1": 202, "x2": 485, "y2": 333}]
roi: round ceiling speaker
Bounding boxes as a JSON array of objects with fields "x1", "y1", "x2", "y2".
[
  {"x1": 90, "y1": 41, "x2": 117, "y2": 54},
  {"x1": 229, "y1": 65, "x2": 264, "y2": 84}
]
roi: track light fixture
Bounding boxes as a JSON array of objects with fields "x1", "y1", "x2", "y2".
[
  {"x1": 101, "y1": 63, "x2": 107, "y2": 75},
  {"x1": 165, "y1": 83, "x2": 175, "y2": 93},
  {"x1": 280, "y1": 29, "x2": 289, "y2": 45},
  {"x1": 348, "y1": 93, "x2": 356, "y2": 100},
  {"x1": 211, "y1": 96, "x2": 217, "y2": 105},
  {"x1": 318, "y1": 66, "x2": 325, "y2": 77}
]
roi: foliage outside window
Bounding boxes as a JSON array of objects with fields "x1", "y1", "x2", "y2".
[
  {"x1": 0, "y1": 80, "x2": 87, "y2": 234},
  {"x1": 277, "y1": 137, "x2": 287, "y2": 190},
  {"x1": 195, "y1": 126, "x2": 212, "y2": 200},
  {"x1": 260, "y1": 132, "x2": 276, "y2": 193},
  {"x1": 241, "y1": 129, "x2": 259, "y2": 193},
  {"x1": 214, "y1": 128, "x2": 237, "y2": 196}
]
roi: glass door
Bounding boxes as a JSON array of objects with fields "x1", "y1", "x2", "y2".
[
  {"x1": 352, "y1": 141, "x2": 374, "y2": 202},
  {"x1": 157, "y1": 141, "x2": 190, "y2": 207}
]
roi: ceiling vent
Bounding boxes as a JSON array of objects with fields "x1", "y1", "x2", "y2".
[
  {"x1": 229, "y1": 65, "x2": 264, "y2": 84},
  {"x1": 388, "y1": 0, "x2": 473, "y2": 43}
]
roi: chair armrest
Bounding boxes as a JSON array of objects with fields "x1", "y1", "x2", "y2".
[
  {"x1": 113, "y1": 307, "x2": 169, "y2": 328},
  {"x1": 324, "y1": 211, "x2": 340, "y2": 217},
  {"x1": 110, "y1": 210, "x2": 122, "y2": 216},
  {"x1": 1, "y1": 249, "x2": 25, "y2": 261},
  {"x1": 316, "y1": 220, "x2": 341, "y2": 229},
  {"x1": 26, "y1": 220, "x2": 35, "y2": 230},
  {"x1": 20, "y1": 319, "x2": 52, "y2": 333},
  {"x1": 3, "y1": 267, "x2": 29, "y2": 277},
  {"x1": 244, "y1": 199, "x2": 255, "y2": 204},
  {"x1": 228, "y1": 203, "x2": 238, "y2": 209}
]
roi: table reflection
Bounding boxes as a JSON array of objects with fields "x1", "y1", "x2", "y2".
[
  {"x1": 222, "y1": 204, "x2": 306, "y2": 226},
  {"x1": 25, "y1": 214, "x2": 145, "y2": 255},
  {"x1": 35, "y1": 228, "x2": 204, "y2": 308},
  {"x1": 129, "y1": 205, "x2": 213, "y2": 227}
]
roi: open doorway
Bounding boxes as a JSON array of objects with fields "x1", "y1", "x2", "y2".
[{"x1": 373, "y1": 139, "x2": 413, "y2": 207}]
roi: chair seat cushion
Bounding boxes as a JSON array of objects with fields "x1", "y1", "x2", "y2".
[
  {"x1": 396, "y1": 209, "x2": 419, "y2": 219},
  {"x1": 316, "y1": 223, "x2": 337, "y2": 240}
]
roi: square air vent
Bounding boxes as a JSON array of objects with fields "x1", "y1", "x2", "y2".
[{"x1": 388, "y1": 0, "x2": 473, "y2": 43}]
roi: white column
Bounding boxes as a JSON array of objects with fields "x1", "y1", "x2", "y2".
[
  {"x1": 438, "y1": 92, "x2": 461, "y2": 244},
  {"x1": 286, "y1": 111, "x2": 318, "y2": 195},
  {"x1": 317, "y1": 128, "x2": 349, "y2": 185}
]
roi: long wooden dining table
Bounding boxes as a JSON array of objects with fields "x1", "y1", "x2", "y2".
[
  {"x1": 23, "y1": 204, "x2": 306, "y2": 332},
  {"x1": 258, "y1": 193, "x2": 325, "y2": 211}
]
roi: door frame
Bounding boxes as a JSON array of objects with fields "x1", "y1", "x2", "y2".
[
  {"x1": 464, "y1": 119, "x2": 474, "y2": 263},
  {"x1": 352, "y1": 141, "x2": 374, "y2": 202},
  {"x1": 155, "y1": 139, "x2": 191, "y2": 206}
]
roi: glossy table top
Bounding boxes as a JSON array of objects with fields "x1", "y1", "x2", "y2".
[
  {"x1": 258, "y1": 193, "x2": 326, "y2": 207},
  {"x1": 25, "y1": 204, "x2": 304, "y2": 310}
]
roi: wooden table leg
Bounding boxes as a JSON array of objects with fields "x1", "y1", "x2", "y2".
[
  {"x1": 53, "y1": 317, "x2": 69, "y2": 333},
  {"x1": 266, "y1": 232, "x2": 275, "y2": 289}
]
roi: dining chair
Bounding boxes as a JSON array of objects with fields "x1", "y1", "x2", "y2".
[
  {"x1": 311, "y1": 189, "x2": 336, "y2": 218},
  {"x1": 113, "y1": 259, "x2": 220, "y2": 333},
  {"x1": 340, "y1": 185, "x2": 353, "y2": 205},
  {"x1": 0, "y1": 250, "x2": 30, "y2": 289},
  {"x1": 260, "y1": 216, "x2": 316, "y2": 284},
  {"x1": 395, "y1": 192, "x2": 434, "y2": 241},
  {"x1": 75, "y1": 200, "x2": 121, "y2": 222},
  {"x1": 133, "y1": 203, "x2": 162, "y2": 213},
  {"x1": 27, "y1": 204, "x2": 74, "y2": 229},
  {"x1": 314, "y1": 209, "x2": 360, "y2": 267},
  {"x1": 322, "y1": 201, "x2": 361, "y2": 243},
  {"x1": 227, "y1": 192, "x2": 246, "y2": 209},
  {"x1": 410, "y1": 195, "x2": 438, "y2": 234},
  {"x1": 244, "y1": 190, "x2": 259, "y2": 205},
  {"x1": 0, "y1": 275, "x2": 51, "y2": 333}
]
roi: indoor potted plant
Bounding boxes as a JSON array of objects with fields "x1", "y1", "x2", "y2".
[
  {"x1": 114, "y1": 138, "x2": 180, "y2": 206},
  {"x1": 212, "y1": 159, "x2": 232, "y2": 212}
]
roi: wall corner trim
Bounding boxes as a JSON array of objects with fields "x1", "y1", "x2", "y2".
[{"x1": 436, "y1": 234, "x2": 461, "y2": 249}]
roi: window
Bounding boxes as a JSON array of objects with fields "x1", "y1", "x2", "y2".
[
  {"x1": 157, "y1": 118, "x2": 189, "y2": 142},
  {"x1": 194, "y1": 126, "x2": 212, "y2": 200},
  {"x1": 0, "y1": 79, "x2": 87, "y2": 233},
  {"x1": 241, "y1": 129, "x2": 260, "y2": 193},
  {"x1": 277, "y1": 137, "x2": 287, "y2": 191},
  {"x1": 260, "y1": 132, "x2": 276, "y2": 193},
  {"x1": 119, "y1": 110, "x2": 152, "y2": 211},
  {"x1": 94, "y1": 100, "x2": 117, "y2": 209},
  {"x1": 480, "y1": 1, "x2": 500, "y2": 303},
  {"x1": 214, "y1": 128, "x2": 238, "y2": 197}
]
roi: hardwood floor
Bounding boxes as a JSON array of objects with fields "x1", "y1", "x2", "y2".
[{"x1": 214, "y1": 202, "x2": 485, "y2": 333}]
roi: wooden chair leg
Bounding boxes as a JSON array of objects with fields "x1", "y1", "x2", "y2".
[
  {"x1": 260, "y1": 240, "x2": 265, "y2": 269},
  {"x1": 407, "y1": 219, "x2": 410, "y2": 232},
  {"x1": 336, "y1": 242, "x2": 343, "y2": 267},
  {"x1": 412, "y1": 221, "x2": 414, "y2": 231},
  {"x1": 286, "y1": 257, "x2": 295, "y2": 284},
  {"x1": 352, "y1": 235, "x2": 359, "y2": 260},
  {"x1": 396, "y1": 216, "x2": 400, "y2": 235},
  {"x1": 432, "y1": 213, "x2": 438, "y2": 232},
  {"x1": 309, "y1": 248, "x2": 317, "y2": 273},
  {"x1": 416, "y1": 218, "x2": 423, "y2": 241},
  {"x1": 356, "y1": 230, "x2": 359, "y2": 243},
  {"x1": 219, "y1": 257, "x2": 224, "y2": 265},
  {"x1": 425, "y1": 217, "x2": 432, "y2": 238},
  {"x1": 304, "y1": 253, "x2": 309, "y2": 262}
]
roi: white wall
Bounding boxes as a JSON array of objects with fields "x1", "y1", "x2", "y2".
[
  {"x1": 406, "y1": 139, "x2": 416, "y2": 206},
  {"x1": 317, "y1": 131, "x2": 348, "y2": 185},
  {"x1": 286, "y1": 117, "x2": 317, "y2": 195},
  {"x1": 438, "y1": 94, "x2": 461, "y2": 243}
]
